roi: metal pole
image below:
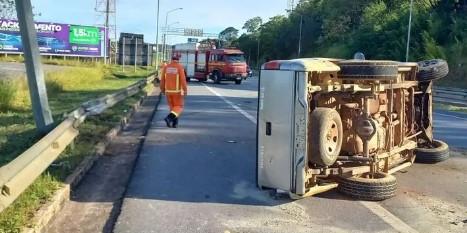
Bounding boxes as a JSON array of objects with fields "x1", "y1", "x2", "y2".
[
  {"x1": 256, "y1": 36, "x2": 260, "y2": 70},
  {"x1": 122, "y1": 37, "x2": 125, "y2": 72},
  {"x1": 104, "y1": 0, "x2": 110, "y2": 65},
  {"x1": 298, "y1": 14, "x2": 303, "y2": 58},
  {"x1": 256, "y1": 24, "x2": 262, "y2": 70},
  {"x1": 405, "y1": 0, "x2": 414, "y2": 62},
  {"x1": 163, "y1": 12, "x2": 169, "y2": 62},
  {"x1": 134, "y1": 37, "x2": 137, "y2": 72},
  {"x1": 15, "y1": 0, "x2": 54, "y2": 133},
  {"x1": 163, "y1": 8, "x2": 182, "y2": 62},
  {"x1": 155, "y1": 0, "x2": 160, "y2": 68},
  {"x1": 147, "y1": 44, "x2": 150, "y2": 68}
]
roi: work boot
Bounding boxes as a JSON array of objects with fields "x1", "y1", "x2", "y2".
[
  {"x1": 172, "y1": 117, "x2": 179, "y2": 128},
  {"x1": 164, "y1": 113, "x2": 176, "y2": 128}
]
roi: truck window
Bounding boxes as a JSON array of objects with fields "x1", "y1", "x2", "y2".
[{"x1": 225, "y1": 54, "x2": 246, "y2": 63}]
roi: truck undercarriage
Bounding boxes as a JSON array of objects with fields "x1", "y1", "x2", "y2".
[{"x1": 258, "y1": 58, "x2": 450, "y2": 200}]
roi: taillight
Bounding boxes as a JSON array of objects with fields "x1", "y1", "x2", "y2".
[{"x1": 263, "y1": 61, "x2": 281, "y2": 70}]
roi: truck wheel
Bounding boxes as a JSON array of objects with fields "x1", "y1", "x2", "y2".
[
  {"x1": 337, "y1": 60, "x2": 399, "y2": 81},
  {"x1": 417, "y1": 59, "x2": 449, "y2": 82},
  {"x1": 338, "y1": 172, "x2": 397, "y2": 201},
  {"x1": 235, "y1": 80, "x2": 242, "y2": 85},
  {"x1": 310, "y1": 108, "x2": 343, "y2": 167},
  {"x1": 213, "y1": 72, "x2": 221, "y2": 84},
  {"x1": 415, "y1": 139, "x2": 449, "y2": 163}
]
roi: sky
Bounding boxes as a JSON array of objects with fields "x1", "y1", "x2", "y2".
[{"x1": 32, "y1": 0, "x2": 290, "y2": 44}]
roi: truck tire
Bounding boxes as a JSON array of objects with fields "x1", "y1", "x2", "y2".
[
  {"x1": 337, "y1": 60, "x2": 399, "y2": 81},
  {"x1": 415, "y1": 139, "x2": 449, "y2": 163},
  {"x1": 235, "y1": 79, "x2": 242, "y2": 85},
  {"x1": 417, "y1": 59, "x2": 449, "y2": 82},
  {"x1": 310, "y1": 108, "x2": 343, "y2": 167},
  {"x1": 338, "y1": 172, "x2": 397, "y2": 201}
]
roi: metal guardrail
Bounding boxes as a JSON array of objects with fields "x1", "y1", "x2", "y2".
[
  {"x1": 0, "y1": 74, "x2": 156, "y2": 213},
  {"x1": 433, "y1": 86, "x2": 467, "y2": 107}
]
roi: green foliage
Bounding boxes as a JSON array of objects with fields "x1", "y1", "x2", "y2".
[
  {"x1": 0, "y1": 0, "x2": 16, "y2": 19},
  {"x1": 219, "y1": 27, "x2": 239, "y2": 47},
  {"x1": 243, "y1": 17, "x2": 263, "y2": 33},
  {"x1": 0, "y1": 65, "x2": 154, "y2": 232},
  {"x1": 0, "y1": 80, "x2": 16, "y2": 112},
  {"x1": 234, "y1": 0, "x2": 467, "y2": 86}
]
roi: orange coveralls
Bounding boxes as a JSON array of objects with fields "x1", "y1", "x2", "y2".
[{"x1": 160, "y1": 61, "x2": 188, "y2": 117}]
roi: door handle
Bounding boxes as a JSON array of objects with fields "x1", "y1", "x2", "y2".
[{"x1": 266, "y1": 122, "x2": 272, "y2": 136}]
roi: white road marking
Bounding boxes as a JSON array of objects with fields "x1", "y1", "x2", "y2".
[
  {"x1": 203, "y1": 84, "x2": 256, "y2": 124},
  {"x1": 360, "y1": 201, "x2": 419, "y2": 233},
  {"x1": 434, "y1": 112, "x2": 467, "y2": 121},
  {"x1": 204, "y1": 83, "x2": 418, "y2": 233}
]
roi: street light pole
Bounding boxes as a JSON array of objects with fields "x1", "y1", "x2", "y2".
[
  {"x1": 15, "y1": 0, "x2": 54, "y2": 133},
  {"x1": 406, "y1": 0, "x2": 414, "y2": 62},
  {"x1": 163, "y1": 8, "x2": 183, "y2": 61},
  {"x1": 165, "y1": 21, "x2": 180, "y2": 58}
]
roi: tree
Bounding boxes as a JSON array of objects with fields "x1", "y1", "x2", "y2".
[
  {"x1": 219, "y1": 27, "x2": 239, "y2": 47},
  {"x1": 242, "y1": 17, "x2": 263, "y2": 33},
  {"x1": 0, "y1": 0, "x2": 16, "y2": 19}
]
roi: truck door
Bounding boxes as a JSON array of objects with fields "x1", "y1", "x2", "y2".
[{"x1": 257, "y1": 69, "x2": 296, "y2": 191}]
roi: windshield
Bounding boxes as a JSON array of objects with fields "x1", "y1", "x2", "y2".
[{"x1": 225, "y1": 54, "x2": 246, "y2": 63}]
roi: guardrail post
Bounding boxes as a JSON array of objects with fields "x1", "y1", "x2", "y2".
[{"x1": 15, "y1": 0, "x2": 54, "y2": 133}]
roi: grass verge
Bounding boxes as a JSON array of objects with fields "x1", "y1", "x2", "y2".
[{"x1": 0, "y1": 65, "x2": 155, "y2": 233}]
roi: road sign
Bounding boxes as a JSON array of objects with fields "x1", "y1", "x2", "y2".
[
  {"x1": 187, "y1": 38, "x2": 198, "y2": 43},
  {"x1": 183, "y1": 28, "x2": 203, "y2": 37}
]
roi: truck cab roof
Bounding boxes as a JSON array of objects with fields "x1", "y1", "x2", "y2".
[{"x1": 210, "y1": 49, "x2": 244, "y2": 55}]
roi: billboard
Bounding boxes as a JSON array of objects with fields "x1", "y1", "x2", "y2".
[{"x1": 0, "y1": 19, "x2": 106, "y2": 57}]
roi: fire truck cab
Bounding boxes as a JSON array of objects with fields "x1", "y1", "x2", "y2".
[{"x1": 173, "y1": 43, "x2": 248, "y2": 85}]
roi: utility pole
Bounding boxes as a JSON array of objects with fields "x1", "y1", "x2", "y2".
[
  {"x1": 95, "y1": 0, "x2": 116, "y2": 64},
  {"x1": 134, "y1": 37, "x2": 138, "y2": 72},
  {"x1": 15, "y1": 0, "x2": 54, "y2": 133},
  {"x1": 122, "y1": 37, "x2": 125, "y2": 72},
  {"x1": 155, "y1": 0, "x2": 160, "y2": 68},
  {"x1": 405, "y1": 0, "x2": 414, "y2": 62},
  {"x1": 256, "y1": 34, "x2": 261, "y2": 70},
  {"x1": 298, "y1": 14, "x2": 303, "y2": 58},
  {"x1": 104, "y1": 0, "x2": 110, "y2": 64}
]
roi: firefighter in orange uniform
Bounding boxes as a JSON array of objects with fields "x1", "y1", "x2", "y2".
[{"x1": 160, "y1": 56, "x2": 188, "y2": 128}]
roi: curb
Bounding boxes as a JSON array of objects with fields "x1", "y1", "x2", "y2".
[{"x1": 21, "y1": 90, "x2": 160, "y2": 233}]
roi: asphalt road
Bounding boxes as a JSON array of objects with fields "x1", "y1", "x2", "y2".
[
  {"x1": 0, "y1": 61, "x2": 63, "y2": 79},
  {"x1": 114, "y1": 77, "x2": 467, "y2": 233}
]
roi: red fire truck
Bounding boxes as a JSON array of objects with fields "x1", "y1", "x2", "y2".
[{"x1": 172, "y1": 43, "x2": 248, "y2": 85}]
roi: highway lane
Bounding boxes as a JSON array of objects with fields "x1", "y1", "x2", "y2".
[
  {"x1": 0, "y1": 61, "x2": 63, "y2": 79},
  {"x1": 115, "y1": 78, "x2": 467, "y2": 233},
  {"x1": 433, "y1": 110, "x2": 467, "y2": 149}
]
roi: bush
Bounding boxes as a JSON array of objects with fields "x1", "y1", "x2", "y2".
[{"x1": 0, "y1": 80, "x2": 17, "y2": 112}]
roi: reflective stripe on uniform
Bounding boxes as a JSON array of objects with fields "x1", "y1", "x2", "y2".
[{"x1": 165, "y1": 74, "x2": 181, "y2": 93}]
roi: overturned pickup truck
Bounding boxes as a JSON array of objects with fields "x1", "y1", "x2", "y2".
[{"x1": 257, "y1": 57, "x2": 449, "y2": 200}]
